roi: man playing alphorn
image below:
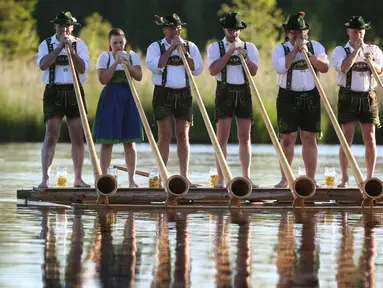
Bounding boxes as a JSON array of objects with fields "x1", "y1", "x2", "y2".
[
  {"x1": 207, "y1": 13, "x2": 259, "y2": 188},
  {"x1": 332, "y1": 16, "x2": 383, "y2": 188},
  {"x1": 36, "y1": 11, "x2": 90, "y2": 188},
  {"x1": 271, "y1": 12, "x2": 329, "y2": 188},
  {"x1": 146, "y1": 13, "x2": 203, "y2": 186}
]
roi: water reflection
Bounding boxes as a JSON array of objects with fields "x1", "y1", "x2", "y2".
[
  {"x1": 33, "y1": 209, "x2": 383, "y2": 287},
  {"x1": 40, "y1": 209, "x2": 61, "y2": 287},
  {"x1": 294, "y1": 211, "x2": 319, "y2": 287},
  {"x1": 276, "y1": 212, "x2": 295, "y2": 287},
  {"x1": 230, "y1": 211, "x2": 251, "y2": 287},
  {"x1": 65, "y1": 211, "x2": 83, "y2": 287},
  {"x1": 359, "y1": 213, "x2": 378, "y2": 288}
]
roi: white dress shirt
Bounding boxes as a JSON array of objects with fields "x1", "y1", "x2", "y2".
[
  {"x1": 272, "y1": 40, "x2": 329, "y2": 91},
  {"x1": 36, "y1": 34, "x2": 90, "y2": 84},
  {"x1": 332, "y1": 42, "x2": 383, "y2": 92},
  {"x1": 97, "y1": 51, "x2": 140, "y2": 70},
  {"x1": 145, "y1": 37, "x2": 203, "y2": 89},
  {"x1": 206, "y1": 37, "x2": 259, "y2": 84}
]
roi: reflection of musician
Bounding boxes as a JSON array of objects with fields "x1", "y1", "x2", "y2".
[
  {"x1": 65, "y1": 211, "x2": 84, "y2": 287},
  {"x1": 359, "y1": 213, "x2": 378, "y2": 288},
  {"x1": 151, "y1": 212, "x2": 171, "y2": 287},
  {"x1": 230, "y1": 211, "x2": 251, "y2": 288},
  {"x1": 336, "y1": 212, "x2": 357, "y2": 287},
  {"x1": 214, "y1": 213, "x2": 232, "y2": 287},
  {"x1": 276, "y1": 212, "x2": 295, "y2": 288},
  {"x1": 294, "y1": 212, "x2": 319, "y2": 287},
  {"x1": 98, "y1": 211, "x2": 116, "y2": 287},
  {"x1": 173, "y1": 212, "x2": 190, "y2": 287},
  {"x1": 40, "y1": 209, "x2": 61, "y2": 287},
  {"x1": 115, "y1": 212, "x2": 137, "y2": 287}
]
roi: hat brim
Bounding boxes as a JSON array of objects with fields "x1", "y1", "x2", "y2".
[
  {"x1": 51, "y1": 20, "x2": 81, "y2": 26},
  {"x1": 344, "y1": 22, "x2": 371, "y2": 30},
  {"x1": 220, "y1": 20, "x2": 247, "y2": 30},
  {"x1": 154, "y1": 20, "x2": 186, "y2": 27},
  {"x1": 283, "y1": 23, "x2": 310, "y2": 31}
]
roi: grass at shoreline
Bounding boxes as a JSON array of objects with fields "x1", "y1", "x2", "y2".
[{"x1": 1, "y1": 51, "x2": 383, "y2": 144}]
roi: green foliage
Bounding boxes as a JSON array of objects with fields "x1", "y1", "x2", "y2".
[
  {"x1": 219, "y1": 0, "x2": 284, "y2": 49},
  {"x1": 78, "y1": 13, "x2": 112, "y2": 62},
  {"x1": 0, "y1": 0, "x2": 39, "y2": 58}
]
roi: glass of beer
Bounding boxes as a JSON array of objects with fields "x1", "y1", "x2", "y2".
[
  {"x1": 149, "y1": 168, "x2": 159, "y2": 188},
  {"x1": 56, "y1": 167, "x2": 68, "y2": 187},
  {"x1": 209, "y1": 167, "x2": 218, "y2": 187},
  {"x1": 324, "y1": 167, "x2": 336, "y2": 187}
]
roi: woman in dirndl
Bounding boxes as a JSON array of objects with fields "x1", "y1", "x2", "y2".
[{"x1": 93, "y1": 28, "x2": 143, "y2": 187}]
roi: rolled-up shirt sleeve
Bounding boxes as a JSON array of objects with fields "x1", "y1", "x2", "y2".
[
  {"x1": 146, "y1": 43, "x2": 163, "y2": 74},
  {"x1": 272, "y1": 44, "x2": 288, "y2": 74},
  {"x1": 36, "y1": 40, "x2": 48, "y2": 70},
  {"x1": 189, "y1": 42, "x2": 203, "y2": 76},
  {"x1": 247, "y1": 43, "x2": 259, "y2": 67},
  {"x1": 313, "y1": 41, "x2": 330, "y2": 69},
  {"x1": 332, "y1": 46, "x2": 346, "y2": 74},
  {"x1": 373, "y1": 46, "x2": 383, "y2": 71},
  {"x1": 207, "y1": 43, "x2": 219, "y2": 68},
  {"x1": 77, "y1": 39, "x2": 90, "y2": 72}
]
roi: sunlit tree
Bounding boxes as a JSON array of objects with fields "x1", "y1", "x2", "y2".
[
  {"x1": 0, "y1": 0, "x2": 39, "y2": 58},
  {"x1": 218, "y1": 0, "x2": 284, "y2": 50},
  {"x1": 78, "y1": 13, "x2": 112, "y2": 63}
]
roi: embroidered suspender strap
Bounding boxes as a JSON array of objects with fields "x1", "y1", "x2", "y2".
[
  {"x1": 344, "y1": 47, "x2": 352, "y2": 92},
  {"x1": 282, "y1": 43, "x2": 292, "y2": 90},
  {"x1": 306, "y1": 41, "x2": 317, "y2": 75},
  {"x1": 218, "y1": 40, "x2": 226, "y2": 89},
  {"x1": 184, "y1": 41, "x2": 190, "y2": 87},
  {"x1": 242, "y1": 42, "x2": 248, "y2": 85},
  {"x1": 157, "y1": 40, "x2": 167, "y2": 86},
  {"x1": 46, "y1": 37, "x2": 55, "y2": 85},
  {"x1": 71, "y1": 41, "x2": 81, "y2": 84}
]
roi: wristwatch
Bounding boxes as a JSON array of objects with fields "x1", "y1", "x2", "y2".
[{"x1": 307, "y1": 51, "x2": 314, "y2": 58}]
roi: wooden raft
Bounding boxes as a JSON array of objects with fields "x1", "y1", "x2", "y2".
[{"x1": 16, "y1": 186, "x2": 383, "y2": 206}]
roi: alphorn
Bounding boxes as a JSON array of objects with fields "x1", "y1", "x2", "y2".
[
  {"x1": 237, "y1": 52, "x2": 316, "y2": 202},
  {"x1": 65, "y1": 45, "x2": 117, "y2": 204},
  {"x1": 177, "y1": 46, "x2": 252, "y2": 205},
  {"x1": 301, "y1": 49, "x2": 383, "y2": 201},
  {"x1": 121, "y1": 59, "x2": 189, "y2": 204}
]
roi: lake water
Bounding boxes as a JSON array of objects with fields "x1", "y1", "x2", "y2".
[{"x1": 0, "y1": 143, "x2": 383, "y2": 287}]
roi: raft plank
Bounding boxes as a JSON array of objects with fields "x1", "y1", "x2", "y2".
[{"x1": 16, "y1": 186, "x2": 376, "y2": 205}]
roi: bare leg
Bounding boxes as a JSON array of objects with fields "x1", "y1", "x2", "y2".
[
  {"x1": 123, "y1": 142, "x2": 137, "y2": 187},
  {"x1": 216, "y1": 117, "x2": 232, "y2": 187},
  {"x1": 39, "y1": 116, "x2": 62, "y2": 188},
  {"x1": 67, "y1": 116, "x2": 90, "y2": 187},
  {"x1": 157, "y1": 116, "x2": 173, "y2": 166},
  {"x1": 360, "y1": 123, "x2": 376, "y2": 178},
  {"x1": 338, "y1": 122, "x2": 356, "y2": 187},
  {"x1": 275, "y1": 132, "x2": 298, "y2": 188},
  {"x1": 300, "y1": 130, "x2": 318, "y2": 184},
  {"x1": 100, "y1": 144, "x2": 113, "y2": 174},
  {"x1": 175, "y1": 118, "x2": 192, "y2": 182},
  {"x1": 236, "y1": 117, "x2": 256, "y2": 187}
]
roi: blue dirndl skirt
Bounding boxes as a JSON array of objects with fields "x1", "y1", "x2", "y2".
[{"x1": 93, "y1": 83, "x2": 143, "y2": 144}]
